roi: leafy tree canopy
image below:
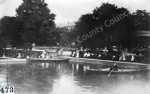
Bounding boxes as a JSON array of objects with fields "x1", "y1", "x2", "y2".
[
  {"x1": 73, "y1": 3, "x2": 150, "y2": 49},
  {"x1": 16, "y1": 0, "x2": 56, "y2": 46},
  {"x1": 132, "y1": 10, "x2": 150, "y2": 31}
]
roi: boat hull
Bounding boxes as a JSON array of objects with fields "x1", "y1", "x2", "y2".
[
  {"x1": 27, "y1": 58, "x2": 70, "y2": 63},
  {"x1": 0, "y1": 57, "x2": 10, "y2": 59},
  {"x1": 85, "y1": 68, "x2": 150, "y2": 75}
]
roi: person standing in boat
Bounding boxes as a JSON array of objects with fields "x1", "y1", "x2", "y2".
[
  {"x1": 40, "y1": 50, "x2": 46, "y2": 58},
  {"x1": 110, "y1": 63, "x2": 119, "y2": 71}
]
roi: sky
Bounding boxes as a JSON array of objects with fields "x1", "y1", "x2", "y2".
[{"x1": 0, "y1": 0, "x2": 150, "y2": 26}]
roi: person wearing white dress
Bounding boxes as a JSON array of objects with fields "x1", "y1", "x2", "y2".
[
  {"x1": 76, "y1": 50, "x2": 79, "y2": 58},
  {"x1": 17, "y1": 53, "x2": 21, "y2": 58},
  {"x1": 131, "y1": 55, "x2": 134, "y2": 61},
  {"x1": 84, "y1": 52, "x2": 87, "y2": 57},
  {"x1": 87, "y1": 52, "x2": 90, "y2": 57},
  {"x1": 122, "y1": 54, "x2": 126, "y2": 61},
  {"x1": 40, "y1": 50, "x2": 46, "y2": 58}
]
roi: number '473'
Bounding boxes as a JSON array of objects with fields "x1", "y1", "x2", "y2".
[{"x1": 0, "y1": 86, "x2": 14, "y2": 93}]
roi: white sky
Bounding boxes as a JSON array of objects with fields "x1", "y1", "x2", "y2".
[{"x1": 0, "y1": 0, "x2": 150, "y2": 26}]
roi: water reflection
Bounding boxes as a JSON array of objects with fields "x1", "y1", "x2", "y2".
[{"x1": 0, "y1": 62, "x2": 150, "y2": 94}]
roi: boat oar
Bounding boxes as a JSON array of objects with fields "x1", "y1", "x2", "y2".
[{"x1": 107, "y1": 68, "x2": 114, "y2": 77}]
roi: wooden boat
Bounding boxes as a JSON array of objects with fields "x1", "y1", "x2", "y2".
[
  {"x1": 85, "y1": 67, "x2": 150, "y2": 74},
  {"x1": 27, "y1": 58, "x2": 70, "y2": 63}
]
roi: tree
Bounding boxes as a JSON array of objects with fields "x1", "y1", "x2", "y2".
[
  {"x1": 132, "y1": 10, "x2": 150, "y2": 31},
  {"x1": 0, "y1": 16, "x2": 29, "y2": 48},
  {"x1": 130, "y1": 10, "x2": 150, "y2": 48},
  {"x1": 74, "y1": 3, "x2": 133, "y2": 48},
  {"x1": 0, "y1": 16, "x2": 17, "y2": 44},
  {"x1": 52, "y1": 27, "x2": 72, "y2": 46},
  {"x1": 16, "y1": 0, "x2": 56, "y2": 46},
  {"x1": 0, "y1": 16, "x2": 17, "y2": 55}
]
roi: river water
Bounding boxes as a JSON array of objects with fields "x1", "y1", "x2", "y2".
[{"x1": 0, "y1": 61, "x2": 150, "y2": 94}]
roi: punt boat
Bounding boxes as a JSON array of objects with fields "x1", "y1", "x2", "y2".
[{"x1": 27, "y1": 58, "x2": 70, "y2": 63}]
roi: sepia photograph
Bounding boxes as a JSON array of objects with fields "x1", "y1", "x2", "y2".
[{"x1": 0, "y1": 0, "x2": 150, "y2": 94}]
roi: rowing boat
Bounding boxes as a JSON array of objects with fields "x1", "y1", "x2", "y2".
[{"x1": 85, "y1": 67, "x2": 150, "y2": 74}]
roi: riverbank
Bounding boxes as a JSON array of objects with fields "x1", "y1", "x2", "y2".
[
  {"x1": 2, "y1": 48, "x2": 150, "y2": 68},
  {"x1": 59, "y1": 56, "x2": 150, "y2": 68},
  {"x1": 0, "y1": 58, "x2": 27, "y2": 65},
  {"x1": 0, "y1": 56, "x2": 150, "y2": 69}
]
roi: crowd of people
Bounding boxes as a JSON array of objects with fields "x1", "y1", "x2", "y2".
[{"x1": 70, "y1": 46, "x2": 149, "y2": 63}]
